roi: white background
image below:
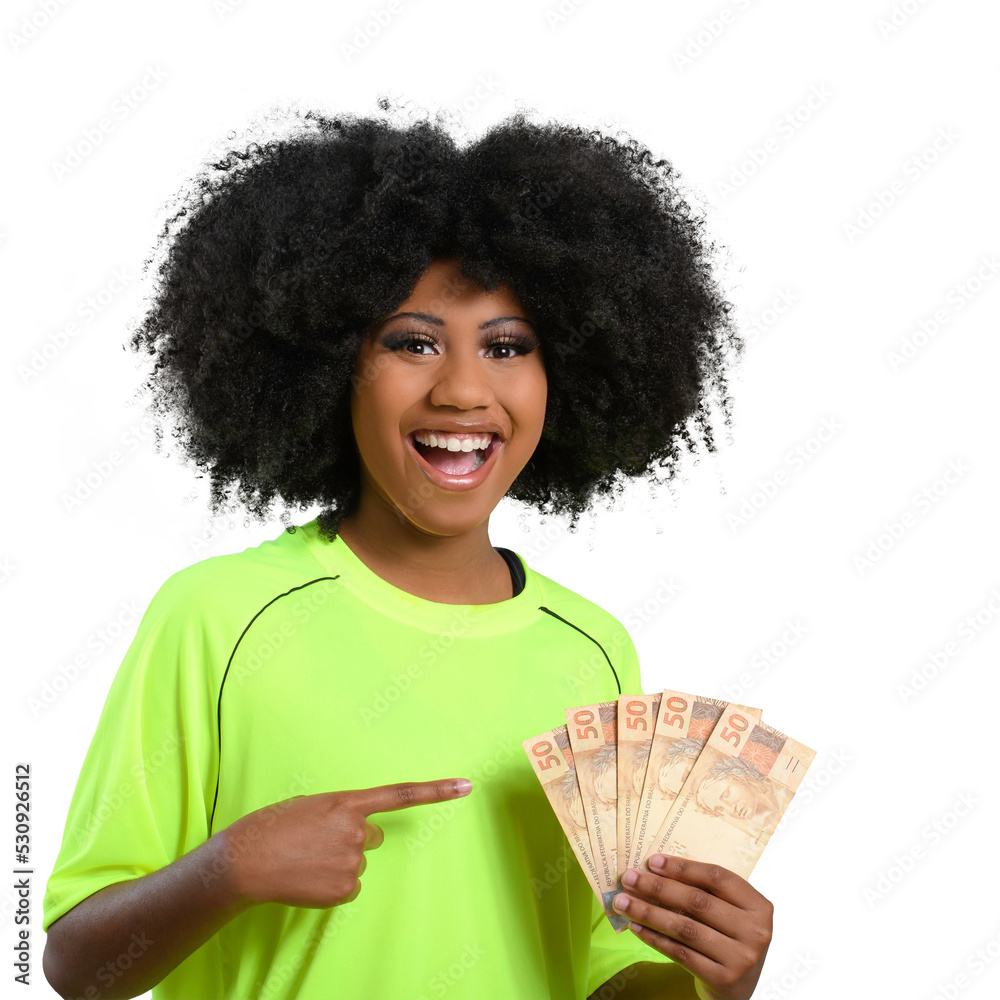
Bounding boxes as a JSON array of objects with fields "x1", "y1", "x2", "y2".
[{"x1": 4, "y1": 0, "x2": 999, "y2": 997}]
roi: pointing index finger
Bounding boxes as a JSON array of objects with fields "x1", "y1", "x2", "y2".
[{"x1": 349, "y1": 778, "x2": 473, "y2": 816}]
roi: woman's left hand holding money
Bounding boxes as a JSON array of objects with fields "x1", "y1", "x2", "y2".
[{"x1": 611, "y1": 853, "x2": 773, "y2": 1000}]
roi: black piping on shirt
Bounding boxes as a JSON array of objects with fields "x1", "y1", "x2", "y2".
[
  {"x1": 209, "y1": 576, "x2": 340, "y2": 836},
  {"x1": 209, "y1": 574, "x2": 622, "y2": 835},
  {"x1": 537, "y1": 606, "x2": 622, "y2": 696}
]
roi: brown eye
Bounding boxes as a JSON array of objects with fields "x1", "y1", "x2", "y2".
[{"x1": 381, "y1": 330, "x2": 438, "y2": 354}]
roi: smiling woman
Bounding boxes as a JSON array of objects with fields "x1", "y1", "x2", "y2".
[
  {"x1": 337, "y1": 258, "x2": 549, "y2": 604},
  {"x1": 41, "y1": 99, "x2": 747, "y2": 1000}
]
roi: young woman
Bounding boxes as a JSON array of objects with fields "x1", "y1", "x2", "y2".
[{"x1": 42, "y1": 104, "x2": 773, "y2": 1000}]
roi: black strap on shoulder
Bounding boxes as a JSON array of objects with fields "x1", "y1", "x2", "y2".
[{"x1": 494, "y1": 546, "x2": 525, "y2": 597}]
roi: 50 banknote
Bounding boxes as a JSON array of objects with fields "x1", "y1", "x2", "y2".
[{"x1": 524, "y1": 693, "x2": 814, "y2": 930}]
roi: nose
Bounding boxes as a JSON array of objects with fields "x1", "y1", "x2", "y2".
[{"x1": 428, "y1": 343, "x2": 497, "y2": 410}]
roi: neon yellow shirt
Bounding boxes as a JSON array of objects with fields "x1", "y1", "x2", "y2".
[{"x1": 43, "y1": 519, "x2": 674, "y2": 998}]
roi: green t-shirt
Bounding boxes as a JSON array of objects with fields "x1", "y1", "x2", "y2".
[{"x1": 43, "y1": 519, "x2": 675, "y2": 999}]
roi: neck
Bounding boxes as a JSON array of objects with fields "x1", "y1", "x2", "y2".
[{"x1": 335, "y1": 488, "x2": 509, "y2": 605}]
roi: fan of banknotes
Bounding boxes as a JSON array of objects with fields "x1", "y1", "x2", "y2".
[{"x1": 523, "y1": 693, "x2": 816, "y2": 932}]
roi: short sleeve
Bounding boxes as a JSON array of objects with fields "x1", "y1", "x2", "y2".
[
  {"x1": 586, "y1": 618, "x2": 677, "y2": 995},
  {"x1": 42, "y1": 572, "x2": 220, "y2": 932}
]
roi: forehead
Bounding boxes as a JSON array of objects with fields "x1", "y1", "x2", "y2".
[{"x1": 391, "y1": 259, "x2": 529, "y2": 320}]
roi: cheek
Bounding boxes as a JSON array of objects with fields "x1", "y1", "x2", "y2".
[
  {"x1": 349, "y1": 395, "x2": 397, "y2": 476},
  {"x1": 510, "y1": 370, "x2": 548, "y2": 443}
]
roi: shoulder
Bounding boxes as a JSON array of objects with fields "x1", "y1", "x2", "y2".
[
  {"x1": 526, "y1": 560, "x2": 639, "y2": 666},
  {"x1": 142, "y1": 523, "x2": 330, "y2": 636}
]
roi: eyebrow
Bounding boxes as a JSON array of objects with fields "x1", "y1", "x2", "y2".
[{"x1": 382, "y1": 311, "x2": 535, "y2": 329}]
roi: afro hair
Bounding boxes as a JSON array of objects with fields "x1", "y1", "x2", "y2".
[{"x1": 129, "y1": 99, "x2": 743, "y2": 542}]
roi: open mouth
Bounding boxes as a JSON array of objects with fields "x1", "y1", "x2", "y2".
[{"x1": 406, "y1": 431, "x2": 502, "y2": 481}]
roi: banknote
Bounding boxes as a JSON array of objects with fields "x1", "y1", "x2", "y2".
[
  {"x1": 616, "y1": 693, "x2": 660, "y2": 882},
  {"x1": 565, "y1": 701, "x2": 621, "y2": 923},
  {"x1": 644, "y1": 705, "x2": 816, "y2": 878},
  {"x1": 522, "y1": 725, "x2": 628, "y2": 931},
  {"x1": 631, "y1": 693, "x2": 762, "y2": 873}
]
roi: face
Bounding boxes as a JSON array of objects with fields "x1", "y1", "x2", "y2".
[
  {"x1": 594, "y1": 764, "x2": 617, "y2": 805},
  {"x1": 694, "y1": 775, "x2": 760, "y2": 820},
  {"x1": 349, "y1": 259, "x2": 547, "y2": 537},
  {"x1": 630, "y1": 750, "x2": 647, "y2": 796},
  {"x1": 656, "y1": 755, "x2": 695, "y2": 799}
]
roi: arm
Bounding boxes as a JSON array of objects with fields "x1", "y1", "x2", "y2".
[
  {"x1": 43, "y1": 827, "x2": 252, "y2": 1000},
  {"x1": 43, "y1": 779, "x2": 471, "y2": 1000}
]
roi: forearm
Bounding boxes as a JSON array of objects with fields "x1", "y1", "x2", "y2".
[
  {"x1": 589, "y1": 961, "x2": 700, "y2": 1000},
  {"x1": 43, "y1": 828, "x2": 254, "y2": 1000}
]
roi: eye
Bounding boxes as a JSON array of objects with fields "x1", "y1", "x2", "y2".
[
  {"x1": 382, "y1": 331, "x2": 438, "y2": 355},
  {"x1": 484, "y1": 332, "x2": 537, "y2": 359},
  {"x1": 381, "y1": 329, "x2": 538, "y2": 359}
]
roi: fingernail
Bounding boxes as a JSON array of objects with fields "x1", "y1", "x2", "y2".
[
  {"x1": 613, "y1": 893, "x2": 630, "y2": 912},
  {"x1": 628, "y1": 921, "x2": 642, "y2": 933},
  {"x1": 621, "y1": 870, "x2": 638, "y2": 887},
  {"x1": 649, "y1": 854, "x2": 665, "y2": 869},
  {"x1": 455, "y1": 779, "x2": 473, "y2": 795}
]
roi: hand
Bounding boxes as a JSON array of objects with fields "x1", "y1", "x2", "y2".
[
  {"x1": 611, "y1": 854, "x2": 773, "y2": 1000},
  {"x1": 218, "y1": 778, "x2": 473, "y2": 909}
]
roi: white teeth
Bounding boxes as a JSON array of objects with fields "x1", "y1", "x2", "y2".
[{"x1": 414, "y1": 431, "x2": 495, "y2": 452}]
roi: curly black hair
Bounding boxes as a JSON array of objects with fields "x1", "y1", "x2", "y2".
[{"x1": 129, "y1": 99, "x2": 742, "y2": 542}]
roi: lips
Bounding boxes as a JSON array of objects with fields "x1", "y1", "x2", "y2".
[{"x1": 404, "y1": 431, "x2": 503, "y2": 492}]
